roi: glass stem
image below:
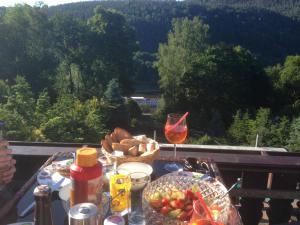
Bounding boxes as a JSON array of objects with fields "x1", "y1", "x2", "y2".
[{"x1": 174, "y1": 144, "x2": 177, "y2": 159}]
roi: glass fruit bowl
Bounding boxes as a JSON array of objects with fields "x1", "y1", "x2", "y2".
[{"x1": 142, "y1": 171, "x2": 233, "y2": 225}]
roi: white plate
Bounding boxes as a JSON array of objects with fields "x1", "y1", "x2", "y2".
[
  {"x1": 117, "y1": 162, "x2": 153, "y2": 176},
  {"x1": 37, "y1": 159, "x2": 72, "y2": 190}
]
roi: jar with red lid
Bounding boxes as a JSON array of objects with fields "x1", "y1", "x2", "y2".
[{"x1": 70, "y1": 147, "x2": 103, "y2": 208}]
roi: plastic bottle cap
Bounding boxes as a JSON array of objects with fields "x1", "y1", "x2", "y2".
[{"x1": 76, "y1": 147, "x2": 98, "y2": 167}]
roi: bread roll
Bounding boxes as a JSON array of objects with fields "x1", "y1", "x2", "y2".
[
  {"x1": 120, "y1": 138, "x2": 141, "y2": 147},
  {"x1": 134, "y1": 135, "x2": 148, "y2": 143},
  {"x1": 138, "y1": 143, "x2": 147, "y2": 153},
  {"x1": 110, "y1": 133, "x2": 118, "y2": 143},
  {"x1": 112, "y1": 143, "x2": 131, "y2": 154},
  {"x1": 147, "y1": 141, "x2": 156, "y2": 152},
  {"x1": 114, "y1": 127, "x2": 132, "y2": 141},
  {"x1": 128, "y1": 146, "x2": 139, "y2": 156},
  {"x1": 101, "y1": 139, "x2": 113, "y2": 153},
  {"x1": 105, "y1": 134, "x2": 113, "y2": 146}
]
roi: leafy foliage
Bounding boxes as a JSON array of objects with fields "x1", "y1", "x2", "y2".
[
  {"x1": 287, "y1": 118, "x2": 300, "y2": 152},
  {"x1": 228, "y1": 108, "x2": 291, "y2": 148},
  {"x1": 156, "y1": 17, "x2": 209, "y2": 110}
]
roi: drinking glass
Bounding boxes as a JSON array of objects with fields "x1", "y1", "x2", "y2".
[
  {"x1": 164, "y1": 113, "x2": 188, "y2": 172},
  {"x1": 128, "y1": 172, "x2": 151, "y2": 225},
  {"x1": 190, "y1": 200, "x2": 224, "y2": 225}
]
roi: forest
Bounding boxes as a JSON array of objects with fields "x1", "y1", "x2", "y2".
[{"x1": 0, "y1": 1, "x2": 300, "y2": 151}]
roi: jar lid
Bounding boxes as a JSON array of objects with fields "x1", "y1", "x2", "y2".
[{"x1": 76, "y1": 147, "x2": 98, "y2": 167}]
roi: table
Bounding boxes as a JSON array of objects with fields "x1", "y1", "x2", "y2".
[{"x1": 0, "y1": 152, "x2": 237, "y2": 225}]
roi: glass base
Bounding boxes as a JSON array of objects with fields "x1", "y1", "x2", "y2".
[
  {"x1": 128, "y1": 211, "x2": 145, "y2": 225},
  {"x1": 164, "y1": 162, "x2": 183, "y2": 172}
]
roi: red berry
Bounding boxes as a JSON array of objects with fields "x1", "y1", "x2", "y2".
[
  {"x1": 162, "y1": 198, "x2": 170, "y2": 206},
  {"x1": 160, "y1": 205, "x2": 172, "y2": 215}
]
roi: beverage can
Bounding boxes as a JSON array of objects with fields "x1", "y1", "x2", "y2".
[
  {"x1": 103, "y1": 214, "x2": 125, "y2": 225},
  {"x1": 69, "y1": 203, "x2": 99, "y2": 225}
]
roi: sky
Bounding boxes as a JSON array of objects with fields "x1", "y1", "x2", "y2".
[{"x1": 0, "y1": 0, "x2": 95, "y2": 7}]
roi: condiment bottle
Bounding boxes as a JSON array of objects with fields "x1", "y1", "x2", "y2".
[
  {"x1": 70, "y1": 147, "x2": 103, "y2": 208},
  {"x1": 33, "y1": 185, "x2": 54, "y2": 225}
]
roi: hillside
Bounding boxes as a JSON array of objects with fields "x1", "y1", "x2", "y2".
[{"x1": 46, "y1": 0, "x2": 300, "y2": 66}]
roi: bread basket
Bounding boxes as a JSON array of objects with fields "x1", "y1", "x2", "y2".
[
  {"x1": 100, "y1": 128, "x2": 160, "y2": 166},
  {"x1": 101, "y1": 139, "x2": 159, "y2": 166}
]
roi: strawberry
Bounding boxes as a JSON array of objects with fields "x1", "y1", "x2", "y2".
[
  {"x1": 170, "y1": 200, "x2": 178, "y2": 208},
  {"x1": 160, "y1": 205, "x2": 172, "y2": 215},
  {"x1": 170, "y1": 199, "x2": 185, "y2": 209},
  {"x1": 162, "y1": 198, "x2": 170, "y2": 206},
  {"x1": 176, "y1": 199, "x2": 185, "y2": 209}
]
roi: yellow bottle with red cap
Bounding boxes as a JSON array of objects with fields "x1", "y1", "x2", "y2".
[{"x1": 70, "y1": 147, "x2": 103, "y2": 207}]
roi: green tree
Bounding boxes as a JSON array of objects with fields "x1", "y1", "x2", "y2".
[
  {"x1": 40, "y1": 96, "x2": 108, "y2": 142},
  {"x1": 0, "y1": 5, "x2": 57, "y2": 93},
  {"x1": 35, "y1": 89, "x2": 50, "y2": 125},
  {"x1": 102, "y1": 79, "x2": 129, "y2": 129},
  {"x1": 156, "y1": 17, "x2": 209, "y2": 109},
  {"x1": 278, "y1": 55, "x2": 300, "y2": 116},
  {"x1": 265, "y1": 116, "x2": 290, "y2": 147},
  {"x1": 287, "y1": 117, "x2": 300, "y2": 152},
  {"x1": 180, "y1": 44, "x2": 271, "y2": 127},
  {"x1": 54, "y1": 61, "x2": 85, "y2": 99},
  {"x1": 229, "y1": 108, "x2": 290, "y2": 148},
  {"x1": 0, "y1": 76, "x2": 36, "y2": 140},
  {"x1": 5, "y1": 76, "x2": 35, "y2": 124},
  {"x1": 103, "y1": 79, "x2": 124, "y2": 105},
  {"x1": 88, "y1": 6, "x2": 137, "y2": 96},
  {"x1": 0, "y1": 80, "x2": 9, "y2": 103},
  {"x1": 228, "y1": 110, "x2": 252, "y2": 145}
]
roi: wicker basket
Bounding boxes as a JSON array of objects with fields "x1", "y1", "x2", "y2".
[{"x1": 101, "y1": 140, "x2": 160, "y2": 166}]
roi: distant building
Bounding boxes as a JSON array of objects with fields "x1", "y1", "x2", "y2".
[{"x1": 130, "y1": 96, "x2": 158, "y2": 108}]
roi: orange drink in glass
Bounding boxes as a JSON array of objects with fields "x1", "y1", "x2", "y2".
[{"x1": 164, "y1": 113, "x2": 188, "y2": 172}]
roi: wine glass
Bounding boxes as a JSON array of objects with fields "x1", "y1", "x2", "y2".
[{"x1": 164, "y1": 113, "x2": 188, "y2": 172}]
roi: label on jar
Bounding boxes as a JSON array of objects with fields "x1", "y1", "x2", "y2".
[
  {"x1": 70, "y1": 176, "x2": 103, "y2": 207},
  {"x1": 109, "y1": 174, "x2": 131, "y2": 213}
]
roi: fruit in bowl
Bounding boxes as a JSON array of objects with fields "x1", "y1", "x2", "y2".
[
  {"x1": 143, "y1": 172, "x2": 231, "y2": 225},
  {"x1": 149, "y1": 188, "x2": 198, "y2": 222}
]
